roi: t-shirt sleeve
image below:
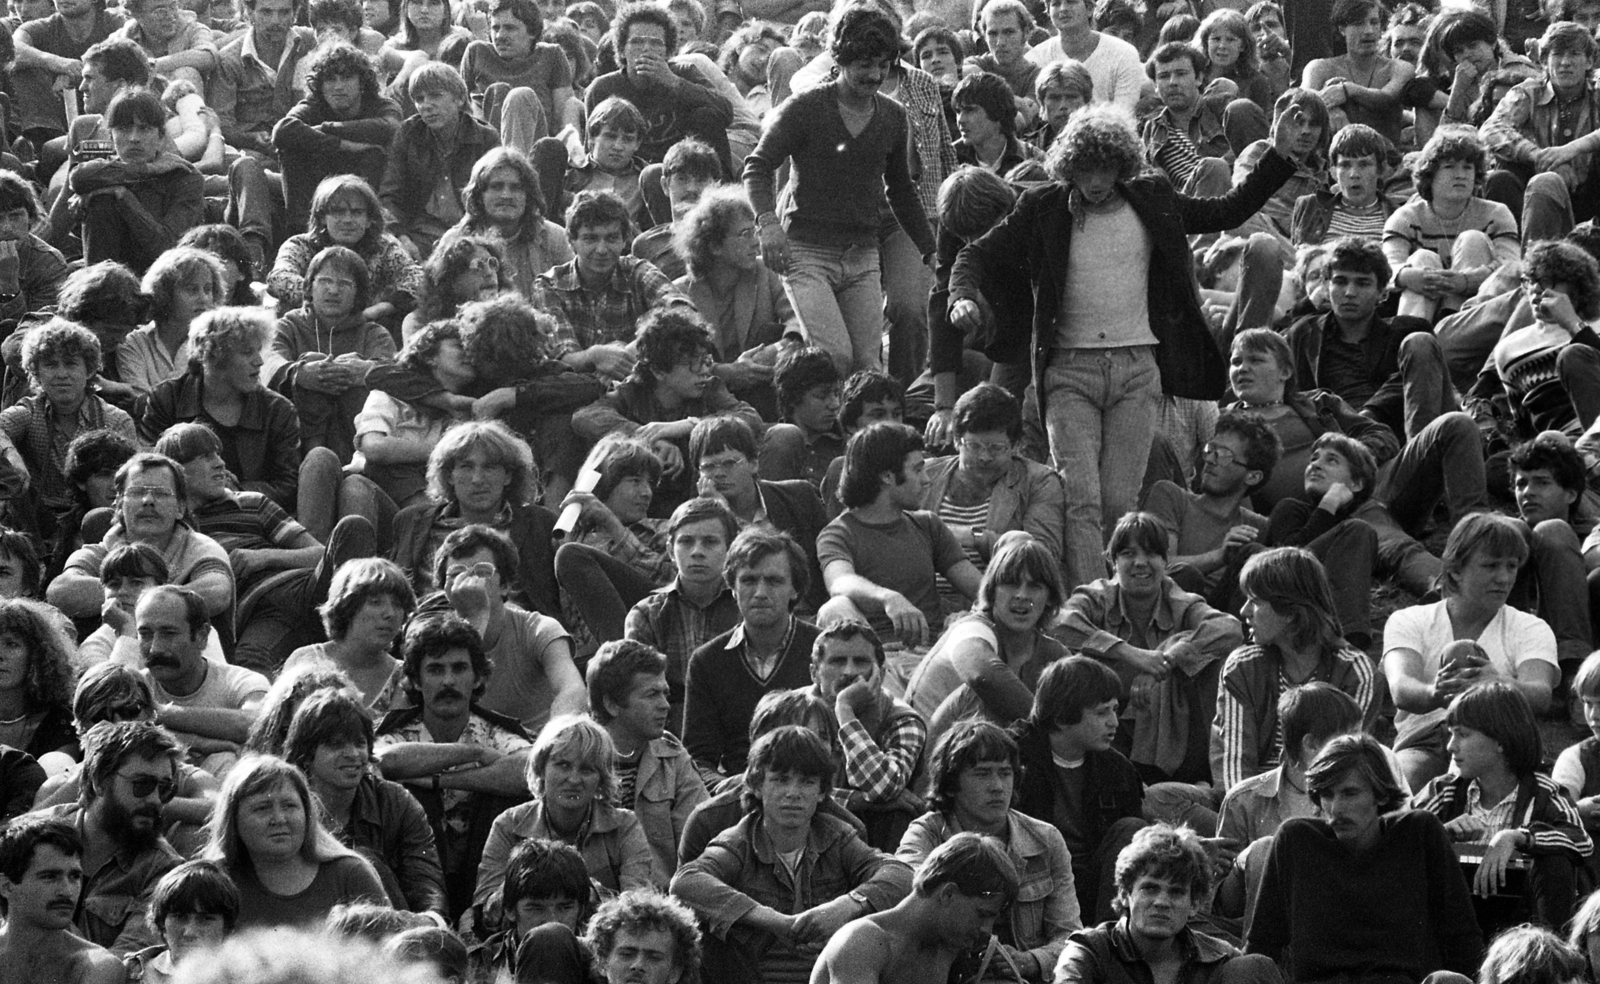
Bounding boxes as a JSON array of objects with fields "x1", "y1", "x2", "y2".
[
  {"x1": 354, "y1": 390, "x2": 399, "y2": 440},
  {"x1": 923, "y1": 513, "x2": 967, "y2": 573},
  {"x1": 815, "y1": 518, "x2": 854, "y2": 572},
  {"x1": 226, "y1": 665, "x2": 271, "y2": 705},
  {"x1": 1553, "y1": 743, "x2": 1587, "y2": 802},
  {"x1": 1142, "y1": 481, "x2": 1187, "y2": 542},
  {"x1": 1382, "y1": 604, "x2": 1431, "y2": 659},
  {"x1": 1506, "y1": 609, "x2": 1559, "y2": 669}
]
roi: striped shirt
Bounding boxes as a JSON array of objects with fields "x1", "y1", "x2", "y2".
[
  {"x1": 1153, "y1": 125, "x2": 1204, "y2": 188},
  {"x1": 190, "y1": 491, "x2": 308, "y2": 595},
  {"x1": 1323, "y1": 199, "x2": 1388, "y2": 243}
]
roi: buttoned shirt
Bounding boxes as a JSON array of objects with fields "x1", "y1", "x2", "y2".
[
  {"x1": 0, "y1": 392, "x2": 134, "y2": 508},
  {"x1": 212, "y1": 26, "x2": 316, "y2": 145},
  {"x1": 1483, "y1": 75, "x2": 1600, "y2": 188},
  {"x1": 532, "y1": 255, "x2": 692, "y2": 354}
]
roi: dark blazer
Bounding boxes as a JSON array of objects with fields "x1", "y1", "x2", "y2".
[
  {"x1": 140, "y1": 371, "x2": 303, "y2": 510},
  {"x1": 1282, "y1": 311, "x2": 1435, "y2": 438},
  {"x1": 756, "y1": 478, "x2": 828, "y2": 615},
  {"x1": 1012, "y1": 719, "x2": 1144, "y2": 860},
  {"x1": 949, "y1": 147, "x2": 1297, "y2": 425}
]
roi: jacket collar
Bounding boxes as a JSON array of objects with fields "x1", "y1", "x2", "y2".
[
  {"x1": 172, "y1": 372, "x2": 272, "y2": 430},
  {"x1": 1105, "y1": 918, "x2": 1233, "y2": 966},
  {"x1": 1097, "y1": 580, "x2": 1181, "y2": 635}
]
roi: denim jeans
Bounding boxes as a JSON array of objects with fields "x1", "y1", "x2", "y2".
[
  {"x1": 880, "y1": 226, "x2": 933, "y2": 386},
  {"x1": 1044, "y1": 346, "x2": 1160, "y2": 590},
  {"x1": 784, "y1": 240, "x2": 884, "y2": 373}
]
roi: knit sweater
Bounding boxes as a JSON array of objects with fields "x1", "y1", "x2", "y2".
[
  {"x1": 1246, "y1": 812, "x2": 1484, "y2": 982},
  {"x1": 743, "y1": 84, "x2": 935, "y2": 256},
  {"x1": 1381, "y1": 197, "x2": 1520, "y2": 279}
]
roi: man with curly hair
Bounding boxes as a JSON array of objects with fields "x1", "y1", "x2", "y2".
[
  {"x1": 585, "y1": 889, "x2": 703, "y2": 984},
  {"x1": 949, "y1": 103, "x2": 1302, "y2": 589},
  {"x1": 272, "y1": 41, "x2": 403, "y2": 233}
]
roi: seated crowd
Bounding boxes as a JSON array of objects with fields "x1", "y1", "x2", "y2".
[{"x1": 17, "y1": 0, "x2": 1600, "y2": 982}]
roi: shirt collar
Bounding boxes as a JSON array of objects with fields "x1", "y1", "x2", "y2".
[{"x1": 724, "y1": 615, "x2": 795, "y2": 651}]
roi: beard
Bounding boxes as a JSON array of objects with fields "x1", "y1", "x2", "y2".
[{"x1": 102, "y1": 796, "x2": 163, "y2": 851}]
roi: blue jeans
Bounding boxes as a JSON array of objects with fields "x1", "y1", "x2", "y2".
[
  {"x1": 784, "y1": 240, "x2": 884, "y2": 373},
  {"x1": 1044, "y1": 346, "x2": 1160, "y2": 590}
]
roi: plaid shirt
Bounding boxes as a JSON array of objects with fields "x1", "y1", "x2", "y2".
[
  {"x1": 1483, "y1": 76, "x2": 1600, "y2": 189},
  {"x1": 0, "y1": 393, "x2": 135, "y2": 509},
  {"x1": 624, "y1": 578, "x2": 742, "y2": 708},
  {"x1": 532, "y1": 255, "x2": 693, "y2": 354},
  {"x1": 836, "y1": 702, "x2": 926, "y2": 804}
]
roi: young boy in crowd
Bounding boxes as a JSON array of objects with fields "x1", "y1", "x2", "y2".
[
  {"x1": 469, "y1": 838, "x2": 593, "y2": 984},
  {"x1": 759, "y1": 347, "x2": 843, "y2": 487},
  {"x1": 822, "y1": 370, "x2": 905, "y2": 516},
  {"x1": 538, "y1": 96, "x2": 651, "y2": 231},
  {"x1": 123, "y1": 860, "x2": 241, "y2": 984},
  {"x1": 77, "y1": 542, "x2": 227, "y2": 666},
  {"x1": 632, "y1": 138, "x2": 721, "y2": 280},
  {"x1": 1290, "y1": 123, "x2": 1395, "y2": 248}
]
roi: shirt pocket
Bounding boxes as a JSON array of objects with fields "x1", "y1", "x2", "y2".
[
  {"x1": 80, "y1": 892, "x2": 138, "y2": 942},
  {"x1": 1007, "y1": 858, "x2": 1055, "y2": 946}
]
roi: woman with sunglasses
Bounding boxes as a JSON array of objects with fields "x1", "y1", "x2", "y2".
[
  {"x1": 202, "y1": 754, "x2": 388, "y2": 931},
  {"x1": 0, "y1": 598, "x2": 82, "y2": 779},
  {"x1": 400, "y1": 236, "x2": 514, "y2": 342}
]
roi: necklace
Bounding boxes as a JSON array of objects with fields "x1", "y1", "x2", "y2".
[{"x1": 0, "y1": 711, "x2": 31, "y2": 726}]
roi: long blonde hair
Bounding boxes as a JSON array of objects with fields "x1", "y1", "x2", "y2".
[{"x1": 202, "y1": 755, "x2": 356, "y2": 875}]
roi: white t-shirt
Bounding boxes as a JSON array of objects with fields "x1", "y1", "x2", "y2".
[
  {"x1": 1553, "y1": 740, "x2": 1595, "y2": 803},
  {"x1": 1024, "y1": 32, "x2": 1145, "y2": 113},
  {"x1": 1382, "y1": 600, "x2": 1558, "y2": 744},
  {"x1": 78, "y1": 624, "x2": 227, "y2": 668}
]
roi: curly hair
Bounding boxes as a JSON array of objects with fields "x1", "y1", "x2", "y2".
[
  {"x1": 305, "y1": 41, "x2": 381, "y2": 105},
  {"x1": 1324, "y1": 235, "x2": 1391, "y2": 286},
  {"x1": 585, "y1": 638, "x2": 667, "y2": 724},
  {"x1": 305, "y1": 175, "x2": 385, "y2": 251},
  {"x1": 1524, "y1": 239, "x2": 1600, "y2": 320},
  {"x1": 718, "y1": 21, "x2": 785, "y2": 79},
  {"x1": 0, "y1": 598, "x2": 76, "y2": 712},
  {"x1": 565, "y1": 188, "x2": 635, "y2": 240},
  {"x1": 615, "y1": 1, "x2": 678, "y2": 58},
  {"x1": 21, "y1": 317, "x2": 101, "y2": 385},
  {"x1": 634, "y1": 307, "x2": 715, "y2": 379},
  {"x1": 454, "y1": 294, "x2": 552, "y2": 378},
  {"x1": 396, "y1": 318, "x2": 463, "y2": 375},
  {"x1": 457, "y1": 147, "x2": 548, "y2": 241},
  {"x1": 425, "y1": 419, "x2": 538, "y2": 507},
  {"x1": 1045, "y1": 104, "x2": 1146, "y2": 185},
  {"x1": 1212, "y1": 409, "x2": 1283, "y2": 476},
  {"x1": 673, "y1": 183, "x2": 754, "y2": 280},
  {"x1": 56, "y1": 261, "x2": 149, "y2": 331},
  {"x1": 1198, "y1": 8, "x2": 1258, "y2": 77},
  {"x1": 1410, "y1": 125, "x2": 1490, "y2": 202},
  {"x1": 177, "y1": 226, "x2": 257, "y2": 305},
  {"x1": 416, "y1": 235, "x2": 513, "y2": 323},
  {"x1": 775, "y1": 346, "x2": 840, "y2": 417},
  {"x1": 838, "y1": 370, "x2": 904, "y2": 432},
  {"x1": 318, "y1": 557, "x2": 415, "y2": 641},
  {"x1": 1112, "y1": 823, "x2": 1213, "y2": 912},
  {"x1": 831, "y1": 2, "x2": 900, "y2": 64},
  {"x1": 400, "y1": 615, "x2": 491, "y2": 706},
  {"x1": 1509, "y1": 432, "x2": 1586, "y2": 496},
  {"x1": 143, "y1": 247, "x2": 224, "y2": 327},
  {"x1": 584, "y1": 890, "x2": 702, "y2": 984},
  {"x1": 187, "y1": 307, "x2": 271, "y2": 374}
]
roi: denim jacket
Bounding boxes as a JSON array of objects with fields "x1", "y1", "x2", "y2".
[
  {"x1": 670, "y1": 810, "x2": 912, "y2": 938},
  {"x1": 631, "y1": 734, "x2": 710, "y2": 877},
  {"x1": 897, "y1": 810, "x2": 1081, "y2": 981}
]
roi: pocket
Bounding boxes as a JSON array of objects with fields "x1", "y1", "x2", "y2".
[{"x1": 80, "y1": 893, "x2": 137, "y2": 937}]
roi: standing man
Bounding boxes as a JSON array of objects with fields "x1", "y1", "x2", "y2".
[
  {"x1": 375, "y1": 616, "x2": 534, "y2": 922},
  {"x1": 31, "y1": 721, "x2": 184, "y2": 958},
  {"x1": 47, "y1": 451, "x2": 234, "y2": 620},
  {"x1": 1023, "y1": 0, "x2": 1144, "y2": 114},
  {"x1": 136, "y1": 585, "x2": 267, "y2": 778},
  {"x1": 812, "y1": 834, "x2": 1019, "y2": 984},
  {"x1": 586, "y1": 639, "x2": 708, "y2": 877},
  {"x1": 211, "y1": 0, "x2": 317, "y2": 265},
  {"x1": 681, "y1": 525, "x2": 819, "y2": 785},
  {"x1": 0, "y1": 817, "x2": 125, "y2": 984}
]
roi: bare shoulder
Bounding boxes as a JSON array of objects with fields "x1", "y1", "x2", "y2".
[
  {"x1": 72, "y1": 945, "x2": 126, "y2": 984},
  {"x1": 815, "y1": 917, "x2": 897, "y2": 984}
]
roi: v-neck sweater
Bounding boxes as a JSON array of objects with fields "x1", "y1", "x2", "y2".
[{"x1": 744, "y1": 84, "x2": 934, "y2": 256}]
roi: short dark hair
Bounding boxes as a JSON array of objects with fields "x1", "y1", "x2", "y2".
[
  {"x1": 1112, "y1": 823, "x2": 1213, "y2": 912},
  {"x1": 283, "y1": 689, "x2": 375, "y2": 774},
  {"x1": 81, "y1": 720, "x2": 181, "y2": 805},
  {"x1": 83, "y1": 37, "x2": 151, "y2": 87},
  {"x1": 587, "y1": 95, "x2": 648, "y2": 139},
  {"x1": 1279, "y1": 681, "x2": 1363, "y2": 765},
  {"x1": 1330, "y1": 0, "x2": 1385, "y2": 29},
  {"x1": 1306, "y1": 732, "x2": 1406, "y2": 813},
  {"x1": 839, "y1": 422, "x2": 923, "y2": 509},
  {"x1": 491, "y1": 0, "x2": 544, "y2": 41},
  {"x1": 431, "y1": 524, "x2": 521, "y2": 596},
  {"x1": 503, "y1": 838, "x2": 591, "y2": 911},
  {"x1": 669, "y1": 495, "x2": 740, "y2": 545},
  {"x1": 1430, "y1": 7, "x2": 1495, "y2": 60},
  {"x1": 1323, "y1": 236, "x2": 1391, "y2": 286},
  {"x1": 1106, "y1": 511, "x2": 1169, "y2": 563},
  {"x1": 115, "y1": 451, "x2": 188, "y2": 517},
  {"x1": 750, "y1": 689, "x2": 838, "y2": 748},
  {"x1": 811, "y1": 618, "x2": 885, "y2": 669},
  {"x1": 0, "y1": 816, "x2": 81, "y2": 916},
  {"x1": 1029, "y1": 655, "x2": 1122, "y2": 730},
  {"x1": 1309, "y1": 431, "x2": 1378, "y2": 505},
  {"x1": 1146, "y1": 40, "x2": 1209, "y2": 81},
  {"x1": 927, "y1": 719, "x2": 1018, "y2": 815},
  {"x1": 635, "y1": 308, "x2": 716, "y2": 379},
  {"x1": 913, "y1": 25, "x2": 964, "y2": 66},
  {"x1": 148, "y1": 860, "x2": 241, "y2": 936},
  {"x1": 65, "y1": 428, "x2": 138, "y2": 494},
  {"x1": 309, "y1": 0, "x2": 363, "y2": 31},
  {"x1": 1411, "y1": 126, "x2": 1490, "y2": 203},
  {"x1": 831, "y1": 3, "x2": 900, "y2": 64},
  {"x1": 1525, "y1": 239, "x2": 1600, "y2": 321},
  {"x1": 953, "y1": 382, "x2": 1022, "y2": 442},
  {"x1": 952, "y1": 71, "x2": 1017, "y2": 136},
  {"x1": 838, "y1": 371, "x2": 905, "y2": 433},
  {"x1": 912, "y1": 831, "x2": 1020, "y2": 903},
  {"x1": 1328, "y1": 123, "x2": 1387, "y2": 166},
  {"x1": 0, "y1": 170, "x2": 42, "y2": 224},
  {"x1": 586, "y1": 639, "x2": 667, "y2": 723},
  {"x1": 1446, "y1": 682, "x2": 1544, "y2": 779},
  {"x1": 722, "y1": 525, "x2": 809, "y2": 604},
  {"x1": 688, "y1": 415, "x2": 759, "y2": 468},
  {"x1": 99, "y1": 542, "x2": 168, "y2": 585},
  {"x1": 565, "y1": 188, "x2": 635, "y2": 240},
  {"x1": 139, "y1": 584, "x2": 210, "y2": 638},
  {"x1": 661, "y1": 137, "x2": 721, "y2": 180},
  {"x1": 1510, "y1": 433, "x2": 1587, "y2": 497},
  {"x1": 106, "y1": 87, "x2": 166, "y2": 131},
  {"x1": 775, "y1": 346, "x2": 840, "y2": 418},
  {"x1": 1212, "y1": 410, "x2": 1283, "y2": 478},
  {"x1": 743, "y1": 725, "x2": 835, "y2": 810},
  {"x1": 400, "y1": 616, "x2": 491, "y2": 705}
]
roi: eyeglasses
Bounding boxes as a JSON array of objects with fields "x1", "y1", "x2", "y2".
[
  {"x1": 467, "y1": 253, "x2": 500, "y2": 273},
  {"x1": 1201, "y1": 442, "x2": 1239, "y2": 467},
  {"x1": 959, "y1": 439, "x2": 1012, "y2": 458},
  {"x1": 312, "y1": 275, "x2": 357, "y2": 290},
  {"x1": 698, "y1": 455, "x2": 748, "y2": 476},
  {"x1": 446, "y1": 562, "x2": 498, "y2": 580},
  {"x1": 118, "y1": 772, "x2": 177, "y2": 801},
  {"x1": 677, "y1": 355, "x2": 716, "y2": 374},
  {"x1": 125, "y1": 485, "x2": 177, "y2": 501}
]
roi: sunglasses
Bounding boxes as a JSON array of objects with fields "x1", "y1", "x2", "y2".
[{"x1": 119, "y1": 772, "x2": 177, "y2": 801}]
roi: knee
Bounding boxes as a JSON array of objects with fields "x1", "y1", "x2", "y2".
[
  {"x1": 1533, "y1": 517, "x2": 1582, "y2": 552},
  {"x1": 300, "y1": 445, "x2": 340, "y2": 478},
  {"x1": 1241, "y1": 230, "x2": 1280, "y2": 264},
  {"x1": 1214, "y1": 953, "x2": 1283, "y2": 984},
  {"x1": 554, "y1": 541, "x2": 594, "y2": 580},
  {"x1": 1405, "y1": 248, "x2": 1443, "y2": 271},
  {"x1": 1433, "y1": 409, "x2": 1480, "y2": 443},
  {"x1": 1527, "y1": 171, "x2": 1568, "y2": 199},
  {"x1": 229, "y1": 154, "x2": 264, "y2": 184},
  {"x1": 1559, "y1": 341, "x2": 1600, "y2": 377}
]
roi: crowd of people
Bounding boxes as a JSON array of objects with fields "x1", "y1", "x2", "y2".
[{"x1": 7, "y1": 0, "x2": 1600, "y2": 980}]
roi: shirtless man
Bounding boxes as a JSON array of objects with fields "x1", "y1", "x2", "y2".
[
  {"x1": 0, "y1": 816, "x2": 125, "y2": 984},
  {"x1": 811, "y1": 832, "x2": 1018, "y2": 984}
]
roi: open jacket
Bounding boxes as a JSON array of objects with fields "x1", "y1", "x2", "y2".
[
  {"x1": 1282, "y1": 311, "x2": 1436, "y2": 439},
  {"x1": 343, "y1": 771, "x2": 448, "y2": 917},
  {"x1": 629, "y1": 733, "x2": 710, "y2": 878},
  {"x1": 949, "y1": 147, "x2": 1296, "y2": 426},
  {"x1": 1414, "y1": 771, "x2": 1593, "y2": 861},
  {"x1": 1057, "y1": 918, "x2": 1243, "y2": 984},
  {"x1": 920, "y1": 454, "x2": 1067, "y2": 562}
]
